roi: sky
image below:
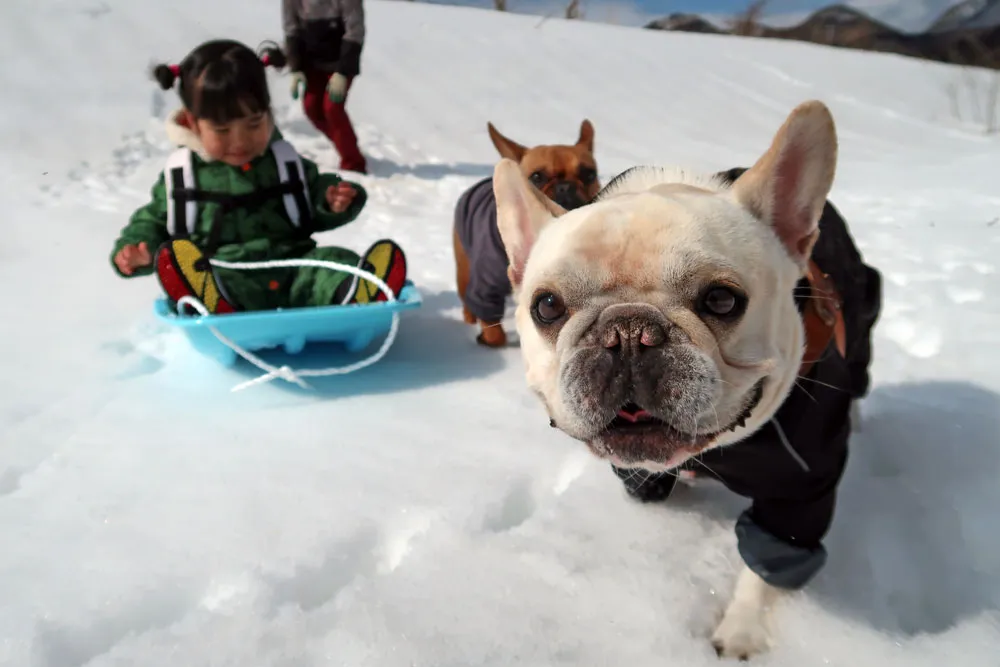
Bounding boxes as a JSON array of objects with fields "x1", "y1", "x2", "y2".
[{"x1": 422, "y1": 0, "x2": 966, "y2": 31}]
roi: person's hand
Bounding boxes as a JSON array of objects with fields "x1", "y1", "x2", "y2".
[
  {"x1": 327, "y1": 72, "x2": 348, "y2": 104},
  {"x1": 326, "y1": 182, "x2": 358, "y2": 213},
  {"x1": 114, "y1": 242, "x2": 152, "y2": 276},
  {"x1": 289, "y1": 71, "x2": 306, "y2": 100}
]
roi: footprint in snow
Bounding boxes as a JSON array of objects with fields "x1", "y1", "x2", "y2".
[
  {"x1": 0, "y1": 467, "x2": 24, "y2": 497},
  {"x1": 943, "y1": 259, "x2": 996, "y2": 275},
  {"x1": 377, "y1": 510, "x2": 435, "y2": 574},
  {"x1": 99, "y1": 339, "x2": 166, "y2": 380},
  {"x1": 482, "y1": 452, "x2": 591, "y2": 532},
  {"x1": 32, "y1": 583, "x2": 195, "y2": 667},
  {"x1": 482, "y1": 477, "x2": 538, "y2": 533},
  {"x1": 263, "y1": 527, "x2": 382, "y2": 614},
  {"x1": 552, "y1": 450, "x2": 590, "y2": 496},
  {"x1": 882, "y1": 316, "x2": 943, "y2": 359},
  {"x1": 260, "y1": 516, "x2": 436, "y2": 616},
  {"x1": 946, "y1": 286, "x2": 984, "y2": 304}
]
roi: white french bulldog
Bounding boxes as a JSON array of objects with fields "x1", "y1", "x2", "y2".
[{"x1": 491, "y1": 100, "x2": 839, "y2": 658}]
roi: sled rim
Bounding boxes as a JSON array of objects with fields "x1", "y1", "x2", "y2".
[{"x1": 154, "y1": 281, "x2": 422, "y2": 325}]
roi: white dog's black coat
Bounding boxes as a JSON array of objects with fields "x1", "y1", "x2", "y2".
[{"x1": 609, "y1": 166, "x2": 882, "y2": 590}]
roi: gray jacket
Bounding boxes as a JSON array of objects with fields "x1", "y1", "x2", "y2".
[
  {"x1": 454, "y1": 177, "x2": 512, "y2": 324},
  {"x1": 282, "y1": 0, "x2": 365, "y2": 76}
]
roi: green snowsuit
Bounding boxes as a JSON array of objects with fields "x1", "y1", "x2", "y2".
[{"x1": 110, "y1": 121, "x2": 367, "y2": 312}]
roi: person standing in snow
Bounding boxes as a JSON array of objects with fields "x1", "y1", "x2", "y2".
[{"x1": 283, "y1": 0, "x2": 369, "y2": 175}]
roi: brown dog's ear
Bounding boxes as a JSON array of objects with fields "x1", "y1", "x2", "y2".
[
  {"x1": 731, "y1": 100, "x2": 837, "y2": 269},
  {"x1": 493, "y1": 158, "x2": 567, "y2": 288},
  {"x1": 576, "y1": 119, "x2": 594, "y2": 153},
  {"x1": 488, "y1": 122, "x2": 527, "y2": 162}
]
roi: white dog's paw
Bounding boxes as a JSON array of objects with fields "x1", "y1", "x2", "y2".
[{"x1": 710, "y1": 603, "x2": 772, "y2": 661}]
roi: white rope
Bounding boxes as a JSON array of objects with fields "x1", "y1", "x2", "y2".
[{"x1": 175, "y1": 257, "x2": 402, "y2": 393}]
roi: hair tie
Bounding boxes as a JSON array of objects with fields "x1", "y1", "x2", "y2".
[
  {"x1": 168, "y1": 64, "x2": 180, "y2": 76},
  {"x1": 260, "y1": 53, "x2": 271, "y2": 67}
]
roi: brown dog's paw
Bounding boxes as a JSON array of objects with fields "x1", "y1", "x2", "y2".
[{"x1": 476, "y1": 323, "x2": 507, "y2": 348}]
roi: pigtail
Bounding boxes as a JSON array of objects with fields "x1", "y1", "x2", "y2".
[
  {"x1": 257, "y1": 41, "x2": 287, "y2": 70},
  {"x1": 157, "y1": 39, "x2": 282, "y2": 122},
  {"x1": 153, "y1": 63, "x2": 180, "y2": 90}
]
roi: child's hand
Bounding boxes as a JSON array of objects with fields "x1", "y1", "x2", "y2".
[
  {"x1": 114, "y1": 242, "x2": 152, "y2": 275},
  {"x1": 326, "y1": 182, "x2": 358, "y2": 213}
]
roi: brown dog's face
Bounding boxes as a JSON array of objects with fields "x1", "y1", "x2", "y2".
[{"x1": 487, "y1": 120, "x2": 600, "y2": 211}]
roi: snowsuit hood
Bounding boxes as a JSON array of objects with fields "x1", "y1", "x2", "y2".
[
  {"x1": 162, "y1": 109, "x2": 288, "y2": 163},
  {"x1": 163, "y1": 110, "x2": 212, "y2": 162}
]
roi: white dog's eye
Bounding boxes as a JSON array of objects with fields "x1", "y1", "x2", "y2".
[
  {"x1": 532, "y1": 292, "x2": 567, "y2": 325},
  {"x1": 700, "y1": 286, "x2": 746, "y2": 319}
]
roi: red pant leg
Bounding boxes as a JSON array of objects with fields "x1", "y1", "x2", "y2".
[
  {"x1": 322, "y1": 76, "x2": 367, "y2": 174},
  {"x1": 302, "y1": 70, "x2": 332, "y2": 136}
]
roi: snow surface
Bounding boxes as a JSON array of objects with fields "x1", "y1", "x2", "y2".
[{"x1": 3, "y1": 0, "x2": 1000, "y2": 665}]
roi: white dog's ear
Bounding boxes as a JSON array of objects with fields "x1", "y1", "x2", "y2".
[
  {"x1": 493, "y1": 158, "x2": 566, "y2": 287},
  {"x1": 731, "y1": 100, "x2": 837, "y2": 268}
]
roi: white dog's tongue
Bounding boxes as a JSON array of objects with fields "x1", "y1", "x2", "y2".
[{"x1": 616, "y1": 406, "x2": 652, "y2": 423}]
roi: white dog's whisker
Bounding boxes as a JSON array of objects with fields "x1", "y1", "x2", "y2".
[
  {"x1": 688, "y1": 411, "x2": 701, "y2": 447},
  {"x1": 792, "y1": 380, "x2": 819, "y2": 404},
  {"x1": 795, "y1": 375, "x2": 848, "y2": 393},
  {"x1": 692, "y1": 456, "x2": 722, "y2": 479},
  {"x1": 793, "y1": 294, "x2": 838, "y2": 304},
  {"x1": 710, "y1": 403, "x2": 723, "y2": 434}
]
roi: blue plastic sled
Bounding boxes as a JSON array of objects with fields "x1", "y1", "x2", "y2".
[{"x1": 153, "y1": 281, "x2": 423, "y2": 367}]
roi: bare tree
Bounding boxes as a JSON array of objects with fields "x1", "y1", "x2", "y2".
[
  {"x1": 493, "y1": 0, "x2": 506, "y2": 10},
  {"x1": 944, "y1": 35, "x2": 1000, "y2": 134},
  {"x1": 565, "y1": 0, "x2": 582, "y2": 20},
  {"x1": 728, "y1": 0, "x2": 768, "y2": 37}
]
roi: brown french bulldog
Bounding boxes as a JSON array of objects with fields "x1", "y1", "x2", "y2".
[{"x1": 452, "y1": 120, "x2": 601, "y2": 347}]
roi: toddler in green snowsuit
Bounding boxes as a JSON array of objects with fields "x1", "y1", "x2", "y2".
[{"x1": 111, "y1": 39, "x2": 407, "y2": 313}]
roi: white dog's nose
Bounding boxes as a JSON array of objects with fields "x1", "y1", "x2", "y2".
[{"x1": 601, "y1": 314, "x2": 667, "y2": 350}]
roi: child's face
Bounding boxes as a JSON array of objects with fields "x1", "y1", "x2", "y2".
[{"x1": 191, "y1": 111, "x2": 274, "y2": 167}]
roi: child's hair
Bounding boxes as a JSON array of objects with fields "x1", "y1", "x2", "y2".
[{"x1": 153, "y1": 39, "x2": 287, "y2": 124}]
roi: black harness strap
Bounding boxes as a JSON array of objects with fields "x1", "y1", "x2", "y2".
[
  {"x1": 281, "y1": 158, "x2": 314, "y2": 232},
  {"x1": 169, "y1": 180, "x2": 313, "y2": 258},
  {"x1": 169, "y1": 166, "x2": 190, "y2": 238}
]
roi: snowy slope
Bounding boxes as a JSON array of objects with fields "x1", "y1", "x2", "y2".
[{"x1": 2, "y1": 0, "x2": 1000, "y2": 665}]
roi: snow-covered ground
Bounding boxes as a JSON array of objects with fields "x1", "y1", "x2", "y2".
[{"x1": 2, "y1": 1, "x2": 1000, "y2": 664}]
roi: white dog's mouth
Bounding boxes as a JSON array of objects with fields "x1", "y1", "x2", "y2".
[{"x1": 587, "y1": 380, "x2": 766, "y2": 469}]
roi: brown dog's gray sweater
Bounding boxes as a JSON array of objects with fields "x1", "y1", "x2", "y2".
[{"x1": 453, "y1": 176, "x2": 511, "y2": 323}]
